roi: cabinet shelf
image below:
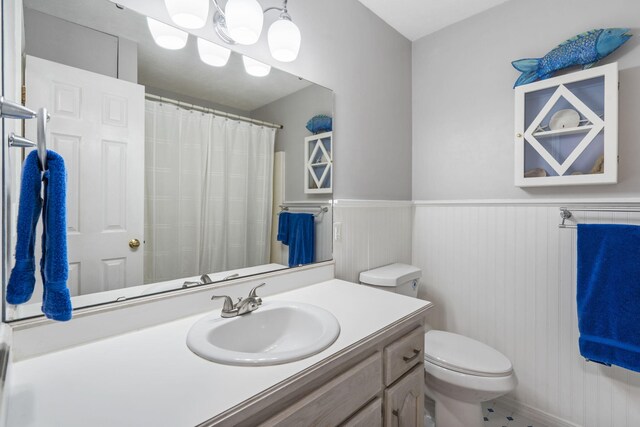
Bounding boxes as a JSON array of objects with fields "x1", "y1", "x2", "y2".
[{"x1": 532, "y1": 125, "x2": 594, "y2": 138}]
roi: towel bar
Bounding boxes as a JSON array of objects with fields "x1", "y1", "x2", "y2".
[{"x1": 559, "y1": 207, "x2": 640, "y2": 229}]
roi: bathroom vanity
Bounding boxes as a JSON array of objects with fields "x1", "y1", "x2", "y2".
[{"x1": 6, "y1": 279, "x2": 432, "y2": 426}]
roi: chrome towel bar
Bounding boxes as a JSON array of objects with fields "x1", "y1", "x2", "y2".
[{"x1": 559, "y1": 207, "x2": 640, "y2": 229}]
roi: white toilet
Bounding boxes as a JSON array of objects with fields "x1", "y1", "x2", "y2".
[{"x1": 360, "y1": 263, "x2": 517, "y2": 427}]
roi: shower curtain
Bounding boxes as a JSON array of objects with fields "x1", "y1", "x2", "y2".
[{"x1": 145, "y1": 100, "x2": 275, "y2": 283}]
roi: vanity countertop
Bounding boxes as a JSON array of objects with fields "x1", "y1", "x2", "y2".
[{"x1": 6, "y1": 280, "x2": 431, "y2": 427}]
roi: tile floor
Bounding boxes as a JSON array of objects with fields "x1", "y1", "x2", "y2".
[
  {"x1": 482, "y1": 402, "x2": 548, "y2": 427},
  {"x1": 424, "y1": 397, "x2": 548, "y2": 427}
]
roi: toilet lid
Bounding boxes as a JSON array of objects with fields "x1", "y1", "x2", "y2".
[{"x1": 424, "y1": 330, "x2": 513, "y2": 377}]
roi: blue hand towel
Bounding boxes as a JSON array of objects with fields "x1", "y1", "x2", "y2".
[
  {"x1": 6, "y1": 151, "x2": 42, "y2": 305},
  {"x1": 577, "y1": 224, "x2": 640, "y2": 372},
  {"x1": 277, "y1": 211, "x2": 290, "y2": 245},
  {"x1": 287, "y1": 213, "x2": 315, "y2": 267},
  {"x1": 7, "y1": 150, "x2": 72, "y2": 321}
]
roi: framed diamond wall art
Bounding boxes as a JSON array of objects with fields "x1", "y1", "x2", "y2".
[
  {"x1": 304, "y1": 131, "x2": 332, "y2": 194},
  {"x1": 514, "y1": 63, "x2": 618, "y2": 187}
]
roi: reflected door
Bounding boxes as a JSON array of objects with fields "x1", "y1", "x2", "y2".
[{"x1": 25, "y1": 55, "x2": 145, "y2": 297}]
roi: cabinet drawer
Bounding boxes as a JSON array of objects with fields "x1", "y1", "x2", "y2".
[
  {"x1": 341, "y1": 398, "x2": 382, "y2": 427},
  {"x1": 261, "y1": 352, "x2": 382, "y2": 427},
  {"x1": 383, "y1": 327, "x2": 424, "y2": 386}
]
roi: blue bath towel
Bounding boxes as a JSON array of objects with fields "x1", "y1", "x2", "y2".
[
  {"x1": 277, "y1": 211, "x2": 290, "y2": 245},
  {"x1": 577, "y1": 224, "x2": 640, "y2": 372},
  {"x1": 7, "y1": 150, "x2": 71, "y2": 321}
]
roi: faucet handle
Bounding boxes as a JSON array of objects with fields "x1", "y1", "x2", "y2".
[
  {"x1": 211, "y1": 295, "x2": 235, "y2": 312},
  {"x1": 248, "y1": 282, "x2": 266, "y2": 298}
]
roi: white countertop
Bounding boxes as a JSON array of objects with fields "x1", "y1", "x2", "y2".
[{"x1": 7, "y1": 280, "x2": 431, "y2": 427}]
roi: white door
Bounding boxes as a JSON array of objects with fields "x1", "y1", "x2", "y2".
[{"x1": 25, "y1": 55, "x2": 145, "y2": 297}]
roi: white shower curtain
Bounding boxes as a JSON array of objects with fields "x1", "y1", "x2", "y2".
[{"x1": 145, "y1": 100, "x2": 275, "y2": 283}]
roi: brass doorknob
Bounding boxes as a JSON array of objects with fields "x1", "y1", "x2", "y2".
[{"x1": 129, "y1": 239, "x2": 141, "y2": 249}]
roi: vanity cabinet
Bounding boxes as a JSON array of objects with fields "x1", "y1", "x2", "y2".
[
  {"x1": 514, "y1": 63, "x2": 618, "y2": 187},
  {"x1": 204, "y1": 316, "x2": 427, "y2": 427}
]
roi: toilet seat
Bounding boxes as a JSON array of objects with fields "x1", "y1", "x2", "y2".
[{"x1": 424, "y1": 330, "x2": 513, "y2": 377}]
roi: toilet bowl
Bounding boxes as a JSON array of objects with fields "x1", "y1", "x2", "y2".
[
  {"x1": 423, "y1": 330, "x2": 517, "y2": 427},
  {"x1": 359, "y1": 263, "x2": 517, "y2": 427}
]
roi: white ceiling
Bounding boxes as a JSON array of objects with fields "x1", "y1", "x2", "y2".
[{"x1": 357, "y1": 0, "x2": 512, "y2": 41}]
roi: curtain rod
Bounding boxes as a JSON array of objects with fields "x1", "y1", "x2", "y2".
[{"x1": 145, "y1": 93, "x2": 283, "y2": 130}]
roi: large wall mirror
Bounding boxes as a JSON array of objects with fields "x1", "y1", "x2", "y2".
[{"x1": 3, "y1": 0, "x2": 334, "y2": 321}]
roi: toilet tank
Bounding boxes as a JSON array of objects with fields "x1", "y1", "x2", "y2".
[{"x1": 359, "y1": 263, "x2": 421, "y2": 298}]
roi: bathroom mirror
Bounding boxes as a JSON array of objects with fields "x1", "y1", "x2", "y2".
[{"x1": 3, "y1": 0, "x2": 334, "y2": 321}]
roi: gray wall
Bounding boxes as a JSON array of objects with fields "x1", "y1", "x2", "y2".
[
  {"x1": 251, "y1": 84, "x2": 333, "y2": 202},
  {"x1": 115, "y1": 0, "x2": 413, "y2": 200},
  {"x1": 24, "y1": 8, "x2": 137, "y2": 83},
  {"x1": 412, "y1": 0, "x2": 640, "y2": 200}
]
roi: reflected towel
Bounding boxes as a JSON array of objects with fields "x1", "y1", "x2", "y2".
[
  {"x1": 277, "y1": 211, "x2": 290, "y2": 245},
  {"x1": 577, "y1": 224, "x2": 640, "y2": 372},
  {"x1": 287, "y1": 213, "x2": 315, "y2": 267},
  {"x1": 6, "y1": 150, "x2": 72, "y2": 321}
]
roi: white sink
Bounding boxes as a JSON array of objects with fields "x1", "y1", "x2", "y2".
[{"x1": 186, "y1": 301, "x2": 341, "y2": 366}]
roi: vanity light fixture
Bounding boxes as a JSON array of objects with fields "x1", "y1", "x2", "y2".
[
  {"x1": 242, "y1": 55, "x2": 271, "y2": 77},
  {"x1": 164, "y1": 0, "x2": 210, "y2": 29},
  {"x1": 267, "y1": 10, "x2": 301, "y2": 62},
  {"x1": 147, "y1": 17, "x2": 188, "y2": 50},
  {"x1": 197, "y1": 37, "x2": 231, "y2": 67},
  {"x1": 225, "y1": 0, "x2": 264, "y2": 45},
  {"x1": 210, "y1": 0, "x2": 301, "y2": 62}
]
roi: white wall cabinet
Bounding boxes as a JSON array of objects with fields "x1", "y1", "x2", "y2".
[
  {"x1": 304, "y1": 131, "x2": 332, "y2": 194},
  {"x1": 514, "y1": 63, "x2": 618, "y2": 187}
]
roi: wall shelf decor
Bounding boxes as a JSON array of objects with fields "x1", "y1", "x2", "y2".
[
  {"x1": 304, "y1": 131, "x2": 332, "y2": 194},
  {"x1": 514, "y1": 62, "x2": 618, "y2": 187}
]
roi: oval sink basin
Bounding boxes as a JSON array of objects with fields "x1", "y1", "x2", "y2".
[{"x1": 186, "y1": 301, "x2": 341, "y2": 366}]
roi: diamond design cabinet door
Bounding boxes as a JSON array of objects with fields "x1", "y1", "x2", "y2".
[
  {"x1": 304, "y1": 131, "x2": 332, "y2": 194},
  {"x1": 514, "y1": 63, "x2": 618, "y2": 187}
]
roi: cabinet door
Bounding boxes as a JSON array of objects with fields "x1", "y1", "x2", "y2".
[{"x1": 384, "y1": 365, "x2": 424, "y2": 427}]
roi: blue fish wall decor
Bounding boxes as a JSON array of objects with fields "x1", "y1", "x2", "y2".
[{"x1": 512, "y1": 28, "x2": 632, "y2": 88}]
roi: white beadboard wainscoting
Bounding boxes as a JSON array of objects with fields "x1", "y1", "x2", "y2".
[
  {"x1": 413, "y1": 202, "x2": 640, "y2": 427},
  {"x1": 333, "y1": 200, "x2": 413, "y2": 283}
]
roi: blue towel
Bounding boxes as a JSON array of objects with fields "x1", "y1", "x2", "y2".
[
  {"x1": 277, "y1": 211, "x2": 290, "y2": 244},
  {"x1": 7, "y1": 150, "x2": 72, "y2": 321},
  {"x1": 286, "y1": 213, "x2": 315, "y2": 267},
  {"x1": 577, "y1": 224, "x2": 640, "y2": 372}
]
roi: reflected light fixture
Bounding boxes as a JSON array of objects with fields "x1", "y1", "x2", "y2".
[
  {"x1": 164, "y1": 0, "x2": 210, "y2": 29},
  {"x1": 197, "y1": 38, "x2": 231, "y2": 67},
  {"x1": 242, "y1": 56, "x2": 271, "y2": 77},
  {"x1": 147, "y1": 17, "x2": 188, "y2": 50},
  {"x1": 210, "y1": 0, "x2": 301, "y2": 62}
]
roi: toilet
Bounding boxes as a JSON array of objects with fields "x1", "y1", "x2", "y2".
[{"x1": 359, "y1": 263, "x2": 517, "y2": 427}]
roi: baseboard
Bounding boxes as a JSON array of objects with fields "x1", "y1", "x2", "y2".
[{"x1": 495, "y1": 396, "x2": 583, "y2": 427}]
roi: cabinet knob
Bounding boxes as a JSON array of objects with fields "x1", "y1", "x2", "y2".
[{"x1": 516, "y1": 133, "x2": 523, "y2": 138}]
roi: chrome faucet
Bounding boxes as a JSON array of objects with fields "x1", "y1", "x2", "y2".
[{"x1": 211, "y1": 283, "x2": 266, "y2": 318}]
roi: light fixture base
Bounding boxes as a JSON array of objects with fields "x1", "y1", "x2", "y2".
[{"x1": 213, "y1": 11, "x2": 236, "y2": 45}]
